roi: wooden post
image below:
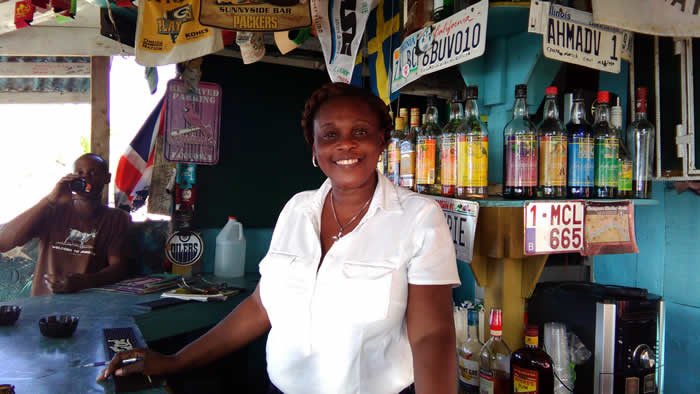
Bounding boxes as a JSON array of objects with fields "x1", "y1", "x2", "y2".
[{"x1": 90, "y1": 56, "x2": 111, "y2": 204}]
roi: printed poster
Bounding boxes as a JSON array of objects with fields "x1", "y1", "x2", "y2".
[
  {"x1": 528, "y1": 1, "x2": 633, "y2": 74},
  {"x1": 592, "y1": 0, "x2": 700, "y2": 38},
  {"x1": 583, "y1": 200, "x2": 639, "y2": 256},
  {"x1": 199, "y1": 0, "x2": 312, "y2": 32},
  {"x1": 164, "y1": 80, "x2": 222, "y2": 165}
]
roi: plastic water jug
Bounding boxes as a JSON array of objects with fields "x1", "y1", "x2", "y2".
[{"x1": 215, "y1": 217, "x2": 246, "y2": 278}]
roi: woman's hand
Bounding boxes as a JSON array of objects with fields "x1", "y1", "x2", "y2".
[
  {"x1": 43, "y1": 273, "x2": 88, "y2": 293},
  {"x1": 98, "y1": 348, "x2": 175, "y2": 381}
]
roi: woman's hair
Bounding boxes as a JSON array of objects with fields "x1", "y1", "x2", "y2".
[{"x1": 301, "y1": 82, "x2": 393, "y2": 146}]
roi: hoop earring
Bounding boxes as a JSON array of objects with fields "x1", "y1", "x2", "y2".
[{"x1": 312, "y1": 155, "x2": 318, "y2": 168}]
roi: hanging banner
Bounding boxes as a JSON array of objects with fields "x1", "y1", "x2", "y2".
[
  {"x1": 592, "y1": 0, "x2": 700, "y2": 38},
  {"x1": 312, "y1": 0, "x2": 378, "y2": 83},
  {"x1": 391, "y1": 0, "x2": 488, "y2": 93},
  {"x1": 164, "y1": 80, "x2": 222, "y2": 165},
  {"x1": 432, "y1": 196, "x2": 479, "y2": 264},
  {"x1": 199, "y1": 0, "x2": 311, "y2": 32},
  {"x1": 528, "y1": 1, "x2": 632, "y2": 74}
]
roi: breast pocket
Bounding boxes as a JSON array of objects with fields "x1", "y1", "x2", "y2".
[
  {"x1": 339, "y1": 260, "x2": 397, "y2": 324},
  {"x1": 259, "y1": 252, "x2": 313, "y2": 325}
]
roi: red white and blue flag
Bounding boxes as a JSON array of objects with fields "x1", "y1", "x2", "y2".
[{"x1": 114, "y1": 97, "x2": 166, "y2": 211}]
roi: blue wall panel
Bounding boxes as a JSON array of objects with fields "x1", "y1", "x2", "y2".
[
  {"x1": 663, "y1": 188, "x2": 700, "y2": 307},
  {"x1": 663, "y1": 302, "x2": 700, "y2": 393}
]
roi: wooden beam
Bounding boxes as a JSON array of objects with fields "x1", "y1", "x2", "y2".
[
  {"x1": 0, "y1": 91, "x2": 89, "y2": 104},
  {"x1": 90, "y1": 56, "x2": 111, "y2": 204},
  {"x1": 0, "y1": 27, "x2": 133, "y2": 56},
  {"x1": 0, "y1": 61, "x2": 91, "y2": 78}
]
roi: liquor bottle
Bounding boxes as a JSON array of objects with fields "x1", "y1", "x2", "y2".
[
  {"x1": 377, "y1": 150, "x2": 386, "y2": 175},
  {"x1": 441, "y1": 93, "x2": 462, "y2": 196},
  {"x1": 593, "y1": 91, "x2": 619, "y2": 198},
  {"x1": 458, "y1": 309, "x2": 482, "y2": 393},
  {"x1": 432, "y1": 0, "x2": 454, "y2": 22},
  {"x1": 628, "y1": 87, "x2": 655, "y2": 199},
  {"x1": 400, "y1": 115, "x2": 417, "y2": 190},
  {"x1": 538, "y1": 86, "x2": 567, "y2": 198},
  {"x1": 456, "y1": 86, "x2": 488, "y2": 199},
  {"x1": 566, "y1": 90, "x2": 593, "y2": 198},
  {"x1": 387, "y1": 117, "x2": 404, "y2": 185},
  {"x1": 510, "y1": 325, "x2": 554, "y2": 394},
  {"x1": 503, "y1": 84, "x2": 538, "y2": 199},
  {"x1": 479, "y1": 309, "x2": 512, "y2": 394},
  {"x1": 400, "y1": 107, "x2": 409, "y2": 133},
  {"x1": 416, "y1": 97, "x2": 442, "y2": 195},
  {"x1": 611, "y1": 98, "x2": 633, "y2": 198}
]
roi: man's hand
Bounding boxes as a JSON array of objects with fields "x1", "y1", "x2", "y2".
[
  {"x1": 44, "y1": 273, "x2": 89, "y2": 293},
  {"x1": 46, "y1": 174, "x2": 81, "y2": 206}
]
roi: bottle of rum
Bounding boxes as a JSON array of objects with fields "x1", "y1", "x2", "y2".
[
  {"x1": 456, "y1": 86, "x2": 488, "y2": 199},
  {"x1": 538, "y1": 86, "x2": 567, "y2": 198},
  {"x1": 479, "y1": 309, "x2": 512, "y2": 394},
  {"x1": 387, "y1": 116, "x2": 405, "y2": 185},
  {"x1": 400, "y1": 115, "x2": 417, "y2": 190},
  {"x1": 510, "y1": 325, "x2": 554, "y2": 394},
  {"x1": 503, "y1": 84, "x2": 538, "y2": 199},
  {"x1": 458, "y1": 309, "x2": 482, "y2": 393},
  {"x1": 628, "y1": 87, "x2": 655, "y2": 199},
  {"x1": 611, "y1": 98, "x2": 633, "y2": 198},
  {"x1": 593, "y1": 91, "x2": 619, "y2": 198},
  {"x1": 566, "y1": 90, "x2": 594, "y2": 198},
  {"x1": 441, "y1": 93, "x2": 463, "y2": 197},
  {"x1": 416, "y1": 97, "x2": 442, "y2": 195}
]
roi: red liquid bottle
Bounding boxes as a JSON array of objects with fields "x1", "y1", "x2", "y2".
[{"x1": 510, "y1": 325, "x2": 554, "y2": 394}]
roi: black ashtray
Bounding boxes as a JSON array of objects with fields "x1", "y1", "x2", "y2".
[
  {"x1": 38, "y1": 315, "x2": 79, "y2": 338},
  {"x1": 0, "y1": 305, "x2": 21, "y2": 326}
]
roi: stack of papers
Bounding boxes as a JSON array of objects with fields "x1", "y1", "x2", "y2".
[{"x1": 96, "y1": 274, "x2": 182, "y2": 295}]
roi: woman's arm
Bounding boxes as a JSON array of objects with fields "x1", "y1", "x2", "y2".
[{"x1": 406, "y1": 284, "x2": 457, "y2": 394}]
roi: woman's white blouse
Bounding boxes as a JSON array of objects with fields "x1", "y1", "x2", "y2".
[{"x1": 259, "y1": 172, "x2": 461, "y2": 394}]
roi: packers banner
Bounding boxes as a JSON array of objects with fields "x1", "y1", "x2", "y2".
[{"x1": 199, "y1": 0, "x2": 312, "y2": 32}]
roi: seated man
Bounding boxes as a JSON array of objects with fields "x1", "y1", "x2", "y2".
[{"x1": 0, "y1": 153, "x2": 130, "y2": 296}]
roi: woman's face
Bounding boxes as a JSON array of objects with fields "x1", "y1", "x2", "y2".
[{"x1": 312, "y1": 96, "x2": 386, "y2": 191}]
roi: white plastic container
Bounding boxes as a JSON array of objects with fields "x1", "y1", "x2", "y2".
[{"x1": 214, "y1": 217, "x2": 246, "y2": 278}]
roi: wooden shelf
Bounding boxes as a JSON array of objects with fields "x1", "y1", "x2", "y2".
[{"x1": 428, "y1": 195, "x2": 659, "y2": 207}]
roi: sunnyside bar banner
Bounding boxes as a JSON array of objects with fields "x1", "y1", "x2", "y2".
[
  {"x1": 591, "y1": 0, "x2": 700, "y2": 38},
  {"x1": 528, "y1": 1, "x2": 632, "y2": 74}
]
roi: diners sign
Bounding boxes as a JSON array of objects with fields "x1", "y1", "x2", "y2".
[
  {"x1": 528, "y1": 1, "x2": 632, "y2": 74},
  {"x1": 524, "y1": 201, "x2": 585, "y2": 255},
  {"x1": 391, "y1": 0, "x2": 488, "y2": 93}
]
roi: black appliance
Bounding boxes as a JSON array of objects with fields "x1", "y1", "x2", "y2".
[{"x1": 527, "y1": 281, "x2": 664, "y2": 394}]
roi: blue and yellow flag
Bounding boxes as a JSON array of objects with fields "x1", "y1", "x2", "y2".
[{"x1": 366, "y1": 0, "x2": 401, "y2": 105}]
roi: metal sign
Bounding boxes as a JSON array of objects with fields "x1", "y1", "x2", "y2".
[
  {"x1": 524, "y1": 201, "x2": 585, "y2": 255},
  {"x1": 166, "y1": 231, "x2": 204, "y2": 266},
  {"x1": 164, "y1": 80, "x2": 222, "y2": 165},
  {"x1": 528, "y1": 1, "x2": 632, "y2": 74},
  {"x1": 199, "y1": 0, "x2": 312, "y2": 32},
  {"x1": 432, "y1": 196, "x2": 479, "y2": 263}
]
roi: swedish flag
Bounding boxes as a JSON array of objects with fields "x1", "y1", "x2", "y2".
[{"x1": 366, "y1": 0, "x2": 401, "y2": 105}]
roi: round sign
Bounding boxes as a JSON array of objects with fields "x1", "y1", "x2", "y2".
[{"x1": 166, "y1": 231, "x2": 204, "y2": 267}]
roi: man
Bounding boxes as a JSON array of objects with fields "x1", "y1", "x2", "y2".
[{"x1": 0, "y1": 153, "x2": 130, "y2": 296}]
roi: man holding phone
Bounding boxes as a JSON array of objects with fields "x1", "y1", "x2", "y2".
[{"x1": 0, "y1": 153, "x2": 130, "y2": 295}]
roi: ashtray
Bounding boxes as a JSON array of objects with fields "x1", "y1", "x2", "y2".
[
  {"x1": 0, "y1": 305, "x2": 21, "y2": 326},
  {"x1": 38, "y1": 315, "x2": 79, "y2": 338}
]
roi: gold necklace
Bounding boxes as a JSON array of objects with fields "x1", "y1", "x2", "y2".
[{"x1": 329, "y1": 190, "x2": 372, "y2": 241}]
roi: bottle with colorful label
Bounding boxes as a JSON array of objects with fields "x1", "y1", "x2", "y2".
[
  {"x1": 566, "y1": 89, "x2": 594, "y2": 198},
  {"x1": 400, "y1": 115, "x2": 416, "y2": 190},
  {"x1": 456, "y1": 86, "x2": 488, "y2": 199},
  {"x1": 593, "y1": 91, "x2": 619, "y2": 198},
  {"x1": 458, "y1": 309, "x2": 482, "y2": 393},
  {"x1": 611, "y1": 98, "x2": 633, "y2": 198},
  {"x1": 441, "y1": 93, "x2": 463, "y2": 197},
  {"x1": 479, "y1": 309, "x2": 512, "y2": 394},
  {"x1": 416, "y1": 97, "x2": 442, "y2": 195},
  {"x1": 503, "y1": 84, "x2": 538, "y2": 199},
  {"x1": 510, "y1": 325, "x2": 554, "y2": 394},
  {"x1": 387, "y1": 117, "x2": 404, "y2": 186},
  {"x1": 537, "y1": 86, "x2": 567, "y2": 198}
]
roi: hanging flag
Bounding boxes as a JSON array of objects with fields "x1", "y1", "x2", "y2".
[
  {"x1": 366, "y1": 0, "x2": 400, "y2": 104},
  {"x1": 350, "y1": 51, "x2": 363, "y2": 88},
  {"x1": 114, "y1": 97, "x2": 166, "y2": 211}
]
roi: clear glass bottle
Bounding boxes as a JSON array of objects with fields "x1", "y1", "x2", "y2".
[
  {"x1": 479, "y1": 308, "x2": 512, "y2": 394},
  {"x1": 458, "y1": 309, "x2": 482, "y2": 393},
  {"x1": 627, "y1": 87, "x2": 655, "y2": 199},
  {"x1": 503, "y1": 84, "x2": 538, "y2": 199},
  {"x1": 456, "y1": 86, "x2": 488, "y2": 199},
  {"x1": 566, "y1": 90, "x2": 594, "y2": 198},
  {"x1": 416, "y1": 97, "x2": 442, "y2": 195},
  {"x1": 400, "y1": 115, "x2": 416, "y2": 190},
  {"x1": 441, "y1": 93, "x2": 462, "y2": 197},
  {"x1": 611, "y1": 98, "x2": 633, "y2": 198},
  {"x1": 387, "y1": 116, "x2": 404, "y2": 185},
  {"x1": 538, "y1": 86, "x2": 567, "y2": 198},
  {"x1": 510, "y1": 325, "x2": 554, "y2": 394},
  {"x1": 593, "y1": 91, "x2": 619, "y2": 198}
]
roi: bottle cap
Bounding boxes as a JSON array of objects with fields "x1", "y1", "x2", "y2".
[
  {"x1": 597, "y1": 91, "x2": 610, "y2": 103},
  {"x1": 466, "y1": 86, "x2": 478, "y2": 99},
  {"x1": 515, "y1": 84, "x2": 527, "y2": 98},
  {"x1": 489, "y1": 309, "x2": 503, "y2": 336},
  {"x1": 546, "y1": 86, "x2": 558, "y2": 95},
  {"x1": 395, "y1": 117, "x2": 404, "y2": 130},
  {"x1": 636, "y1": 86, "x2": 648, "y2": 100},
  {"x1": 410, "y1": 107, "x2": 420, "y2": 116},
  {"x1": 525, "y1": 325, "x2": 539, "y2": 346},
  {"x1": 399, "y1": 107, "x2": 409, "y2": 117},
  {"x1": 467, "y1": 309, "x2": 478, "y2": 326},
  {"x1": 611, "y1": 97, "x2": 623, "y2": 129},
  {"x1": 229, "y1": 216, "x2": 236, "y2": 220},
  {"x1": 636, "y1": 87, "x2": 648, "y2": 113}
]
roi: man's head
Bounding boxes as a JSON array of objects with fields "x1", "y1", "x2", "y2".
[{"x1": 73, "y1": 153, "x2": 110, "y2": 200}]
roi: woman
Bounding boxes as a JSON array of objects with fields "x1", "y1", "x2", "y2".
[{"x1": 100, "y1": 83, "x2": 460, "y2": 394}]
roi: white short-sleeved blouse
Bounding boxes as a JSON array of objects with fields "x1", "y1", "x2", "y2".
[{"x1": 259, "y1": 171, "x2": 461, "y2": 394}]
